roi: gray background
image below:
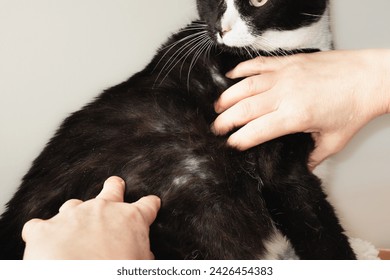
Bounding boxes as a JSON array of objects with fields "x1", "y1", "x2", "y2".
[{"x1": 1, "y1": 0, "x2": 389, "y2": 248}]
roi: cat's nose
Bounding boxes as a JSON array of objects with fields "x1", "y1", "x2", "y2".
[{"x1": 218, "y1": 27, "x2": 232, "y2": 38}]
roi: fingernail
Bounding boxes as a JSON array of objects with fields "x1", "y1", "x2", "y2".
[
  {"x1": 225, "y1": 71, "x2": 233, "y2": 79},
  {"x1": 213, "y1": 101, "x2": 221, "y2": 113},
  {"x1": 227, "y1": 135, "x2": 236, "y2": 148},
  {"x1": 155, "y1": 196, "x2": 162, "y2": 208},
  {"x1": 107, "y1": 176, "x2": 125, "y2": 187},
  {"x1": 227, "y1": 135, "x2": 244, "y2": 150}
]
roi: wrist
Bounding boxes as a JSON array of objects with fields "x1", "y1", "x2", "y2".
[
  {"x1": 381, "y1": 50, "x2": 390, "y2": 114},
  {"x1": 368, "y1": 49, "x2": 390, "y2": 116},
  {"x1": 354, "y1": 49, "x2": 390, "y2": 121}
]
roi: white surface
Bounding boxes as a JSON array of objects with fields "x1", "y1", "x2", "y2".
[{"x1": 0, "y1": 1, "x2": 389, "y2": 248}]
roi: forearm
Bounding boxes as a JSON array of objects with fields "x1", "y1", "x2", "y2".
[
  {"x1": 378, "y1": 49, "x2": 390, "y2": 115},
  {"x1": 362, "y1": 49, "x2": 390, "y2": 117}
]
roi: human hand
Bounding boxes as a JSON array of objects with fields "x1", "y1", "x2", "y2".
[
  {"x1": 212, "y1": 50, "x2": 390, "y2": 168},
  {"x1": 22, "y1": 176, "x2": 161, "y2": 260}
]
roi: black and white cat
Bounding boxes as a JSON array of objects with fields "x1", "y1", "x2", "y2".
[{"x1": 0, "y1": 0, "x2": 357, "y2": 259}]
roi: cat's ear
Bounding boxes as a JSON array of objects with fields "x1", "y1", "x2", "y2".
[{"x1": 249, "y1": 0, "x2": 268, "y2": 7}]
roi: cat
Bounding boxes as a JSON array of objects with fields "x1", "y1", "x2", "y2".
[{"x1": 0, "y1": 0, "x2": 357, "y2": 259}]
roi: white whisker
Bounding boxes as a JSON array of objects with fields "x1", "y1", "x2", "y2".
[
  {"x1": 154, "y1": 30, "x2": 207, "y2": 71},
  {"x1": 155, "y1": 32, "x2": 211, "y2": 87},
  {"x1": 186, "y1": 37, "x2": 214, "y2": 89},
  {"x1": 179, "y1": 34, "x2": 209, "y2": 77},
  {"x1": 301, "y1": 12, "x2": 330, "y2": 19}
]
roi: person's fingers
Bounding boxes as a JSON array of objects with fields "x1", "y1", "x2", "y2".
[
  {"x1": 226, "y1": 111, "x2": 295, "y2": 150},
  {"x1": 149, "y1": 251, "x2": 156, "y2": 260},
  {"x1": 21, "y1": 218, "x2": 44, "y2": 242},
  {"x1": 132, "y1": 195, "x2": 161, "y2": 226},
  {"x1": 308, "y1": 133, "x2": 347, "y2": 170},
  {"x1": 58, "y1": 199, "x2": 83, "y2": 213},
  {"x1": 212, "y1": 91, "x2": 278, "y2": 136},
  {"x1": 96, "y1": 176, "x2": 126, "y2": 202},
  {"x1": 226, "y1": 55, "x2": 292, "y2": 79},
  {"x1": 215, "y1": 73, "x2": 274, "y2": 114}
]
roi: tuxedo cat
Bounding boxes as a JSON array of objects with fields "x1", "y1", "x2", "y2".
[{"x1": 0, "y1": 0, "x2": 357, "y2": 259}]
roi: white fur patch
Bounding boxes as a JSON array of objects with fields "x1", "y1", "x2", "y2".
[
  {"x1": 256, "y1": 12, "x2": 332, "y2": 51},
  {"x1": 218, "y1": 1, "x2": 332, "y2": 51},
  {"x1": 261, "y1": 230, "x2": 298, "y2": 260},
  {"x1": 349, "y1": 238, "x2": 380, "y2": 260},
  {"x1": 172, "y1": 175, "x2": 191, "y2": 186}
]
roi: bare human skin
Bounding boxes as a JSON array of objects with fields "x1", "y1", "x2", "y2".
[
  {"x1": 22, "y1": 176, "x2": 161, "y2": 260},
  {"x1": 212, "y1": 49, "x2": 390, "y2": 169}
]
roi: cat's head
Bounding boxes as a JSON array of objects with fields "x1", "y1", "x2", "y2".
[{"x1": 196, "y1": 0, "x2": 331, "y2": 52}]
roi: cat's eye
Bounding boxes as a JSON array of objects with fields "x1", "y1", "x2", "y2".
[{"x1": 249, "y1": 0, "x2": 268, "y2": 7}]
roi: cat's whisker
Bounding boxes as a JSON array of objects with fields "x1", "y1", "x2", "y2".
[
  {"x1": 187, "y1": 37, "x2": 214, "y2": 89},
  {"x1": 251, "y1": 37, "x2": 294, "y2": 63},
  {"x1": 179, "y1": 22, "x2": 208, "y2": 31},
  {"x1": 174, "y1": 34, "x2": 210, "y2": 76},
  {"x1": 156, "y1": 32, "x2": 209, "y2": 86},
  {"x1": 250, "y1": 42, "x2": 272, "y2": 57},
  {"x1": 179, "y1": 34, "x2": 210, "y2": 77},
  {"x1": 158, "y1": 32, "x2": 203, "y2": 53},
  {"x1": 243, "y1": 46, "x2": 254, "y2": 59},
  {"x1": 301, "y1": 12, "x2": 330, "y2": 19},
  {"x1": 249, "y1": 41, "x2": 289, "y2": 65},
  {"x1": 153, "y1": 32, "x2": 208, "y2": 84},
  {"x1": 248, "y1": 45, "x2": 262, "y2": 59},
  {"x1": 154, "y1": 30, "x2": 207, "y2": 69},
  {"x1": 154, "y1": 22, "x2": 207, "y2": 60},
  {"x1": 204, "y1": 38, "x2": 214, "y2": 60},
  {"x1": 154, "y1": 32, "x2": 208, "y2": 86},
  {"x1": 179, "y1": 26, "x2": 208, "y2": 32}
]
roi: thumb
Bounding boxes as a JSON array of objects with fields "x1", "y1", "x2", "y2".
[
  {"x1": 133, "y1": 195, "x2": 161, "y2": 226},
  {"x1": 309, "y1": 133, "x2": 347, "y2": 170},
  {"x1": 96, "y1": 176, "x2": 126, "y2": 202},
  {"x1": 308, "y1": 146, "x2": 328, "y2": 171}
]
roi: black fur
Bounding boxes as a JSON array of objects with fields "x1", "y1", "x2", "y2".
[{"x1": 0, "y1": 0, "x2": 356, "y2": 259}]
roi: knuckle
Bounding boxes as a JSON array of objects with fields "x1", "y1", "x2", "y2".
[
  {"x1": 127, "y1": 205, "x2": 144, "y2": 221},
  {"x1": 245, "y1": 76, "x2": 257, "y2": 93},
  {"x1": 238, "y1": 99, "x2": 255, "y2": 120},
  {"x1": 92, "y1": 198, "x2": 109, "y2": 212},
  {"x1": 282, "y1": 104, "x2": 312, "y2": 132}
]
